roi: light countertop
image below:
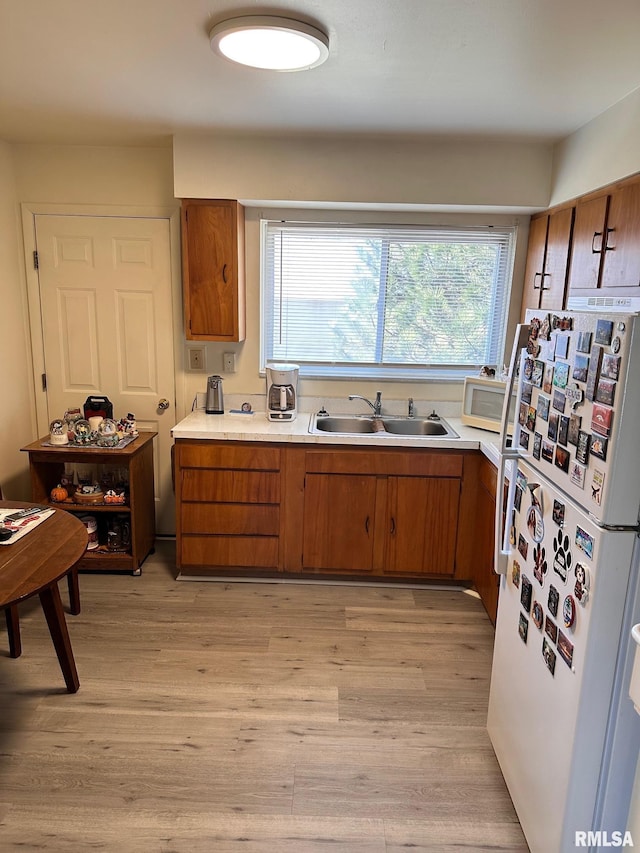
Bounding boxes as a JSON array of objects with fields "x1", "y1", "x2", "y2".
[{"x1": 172, "y1": 409, "x2": 501, "y2": 467}]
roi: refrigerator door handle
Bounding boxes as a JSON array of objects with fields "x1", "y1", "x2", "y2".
[{"x1": 494, "y1": 323, "x2": 530, "y2": 575}]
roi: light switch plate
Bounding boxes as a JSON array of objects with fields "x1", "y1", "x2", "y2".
[
  {"x1": 223, "y1": 352, "x2": 236, "y2": 373},
  {"x1": 188, "y1": 347, "x2": 206, "y2": 371}
]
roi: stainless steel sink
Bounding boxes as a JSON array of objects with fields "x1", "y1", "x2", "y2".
[{"x1": 309, "y1": 413, "x2": 458, "y2": 438}]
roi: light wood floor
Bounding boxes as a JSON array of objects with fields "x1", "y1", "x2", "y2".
[{"x1": 0, "y1": 541, "x2": 528, "y2": 852}]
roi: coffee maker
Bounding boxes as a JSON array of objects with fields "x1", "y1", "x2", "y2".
[{"x1": 266, "y1": 363, "x2": 299, "y2": 421}]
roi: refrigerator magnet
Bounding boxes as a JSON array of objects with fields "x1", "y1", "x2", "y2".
[
  {"x1": 557, "y1": 630, "x2": 575, "y2": 670},
  {"x1": 528, "y1": 506, "x2": 545, "y2": 545},
  {"x1": 595, "y1": 319, "x2": 614, "y2": 346},
  {"x1": 541, "y1": 440, "x2": 555, "y2": 463},
  {"x1": 539, "y1": 313, "x2": 552, "y2": 340},
  {"x1": 519, "y1": 430, "x2": 530, "y2": 451},
  {"x1": 553, "y1": 361, "x2": 570, "y2": 389},
  {"x1": 519, "y1": 612, "x2": 529, "y2": 644},
  {"x1": 567, "y1": 413, "x2": 581, "y2": 446},
  {"x1": 544, "y1": 615, "x2": 558, "y2": 644},
  {"x1": 576, "y1": 430, "x2": 591, "y2": 464},
  {"x1": 601, "y1": 353, "x2": 620, "y2": 381},
  {"x1": 572, "y1": 354, "x2": 589, "y2": 383},
  {"x1": 595, "y1": 377, "x2": 616, "y2": 407},
  {"x1": 552, "y1": 389, "x2": 566, "y2": 414},
  {"x1": 565, "y1": 383, "x2": 584, "y2": 411},
  {"x1": 518, "y1": 534, "x2": 529, "y2": 561},
  {"x1": 527, "y1": 318, "x2": 541, "y2": 352},
  {"x1": 512, "y1": 559, "x2": 521, "y2": 588},
  {"x1": 516, "y1": 470, "x2": 528, "y2": 491},
  {"x1": 532, "y1": 433, "x2": 542, "y2": 460},
  {"x1": 514, "y1": 485, "x2": 523, "y2": 511},
  {"x1": 569, "y1": 461, "x2": 586, "y2": 490},
  {"x1": 536, "y1": 395, "x2": 550, "y2": 420},
  {"x1": 555, "y1": 334, "x2": 570, "y2": 359},
  {"x1": 576, "y1": 331, "x2": 592, "y2": 353},
  {"x1": 521, "y1": 382, "x2": 533, "y2": 404},
  {"x1": 552, "y1": 315, "x2": 573, "y2": 331},
  {"x1": 542, "y1": 637, "x2": 557, "y2": 676},
  {"x1": 563, "y1": 595, "x2": 577, "y2": 628},
  {"x1": 591, "y1": 403, "x2": 613, "y2": 437},
  {"x1": 552, "y1": 500, "x2": 565, "y2": 527},
  {"x1": 532, "y1": 601, "x2": 544, "y2": 629},
  {"x1": 574, "y1": 563, "x2": 590, "y2": 606},
  {"x1": 526, "y1": 406, "x2": 537, "y2": 432},
  {"x1": 519, "y1": 401, "x2": 528, "y2": 426},
  {"x1": 558, "y1": 415, "x2": 570, "y2": 446},
  {"x1": 590, "y1": 469, "x2": 605, "y2": 506},
  {"x1": 611, "y1": 335, "x2": 621, "y2": 354},
  {"x1": 590, "y1": 434, "x2": 608, "y2": 461},
  {"x1": 532, "y1": 360, "x2": 544, "y2": 387},
  {"x1": 533, "y1": 543, "x2": 548, "y2": 584},
  {"x1": 575, "y1": 526, "x2": 594, "y2": 559},
  {"x1": 585, "y1": 345, "x2": 603, "y2": 401},
  {"x1": 521, "y1": 575, "x2": 533, "y2": 612},
  {"x1": 548, "y1": 412, "x2": 559, "y2": 441},
  {"x1": 553, "y1": 532, "x2": 572, "y2": 583},
  {"x1": 554, "y1": 446, "x2": 570, "y2": 474},
  {"x1": 543, "y1": 363, "x2": 554, "y2": 393},
  {"x1": 524, "y1": 358, "x2": 534, "y2": 381},
  {"x1": 548, "y1": 584, "x2": 560, "y2": 618}
]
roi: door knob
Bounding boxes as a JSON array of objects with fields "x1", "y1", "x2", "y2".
[{"x1": 158, "y1": 398, "x2": 170, "y2": 410}]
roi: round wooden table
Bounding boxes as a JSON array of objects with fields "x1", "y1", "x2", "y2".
[{"x1": 0, "y1": 501, "x2": 87, "y2": 692}]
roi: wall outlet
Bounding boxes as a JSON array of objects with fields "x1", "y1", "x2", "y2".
[
  {"x1": 223, "y1": 352, "x2": 236, "y2": 373},
  {"x1": 188, "y1": 347, "x2": 206, "y2": 371}
]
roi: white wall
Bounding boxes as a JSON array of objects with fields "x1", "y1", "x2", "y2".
[
  {"x1": 551, "y1": 86, "x2": 640, "y2": 205},
  {"x1": 0, "y1": 141, "x2": 37, "y2": 499},
  {"x1": 174, "y1": 132, "x2": 553, "y2": 210}
]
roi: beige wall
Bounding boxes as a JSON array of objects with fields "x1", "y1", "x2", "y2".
[
  {"x1": 551, "y1": 86, "x2": 640, "y2": 205},
  {"x1": 0, "y1": 141, "x2": 36, "y2": 499}
]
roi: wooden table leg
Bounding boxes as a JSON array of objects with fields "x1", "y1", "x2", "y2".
[
  {"x1": 38, "y1": 583, "x2": 80, "y2": 693},
  {"x1": 5, "y1": 604, "x2": 21, "y2": 658},
  {"x1": 67, "y1": 565, "x2": 81, "y2": 616}
]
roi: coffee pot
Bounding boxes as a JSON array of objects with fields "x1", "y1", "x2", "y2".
[{"x1": 266, "y1": 363, "x2": 299, "y2": 421}]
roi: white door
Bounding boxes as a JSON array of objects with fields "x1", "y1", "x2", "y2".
[{"x1": 34, "y1": 214, "x2": 176, "y2": 534}]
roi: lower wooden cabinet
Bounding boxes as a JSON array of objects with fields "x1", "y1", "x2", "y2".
[
  {"x1": 473, "y1": 455, "x2": 500, "y2": 625},
  {"x1": 175, "y1": 440, "x2": 476, "y2": 582}
]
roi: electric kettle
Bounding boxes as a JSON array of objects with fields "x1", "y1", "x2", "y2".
[{"x1": 205, "y1": 375, "x2": 224, "y2": 414}]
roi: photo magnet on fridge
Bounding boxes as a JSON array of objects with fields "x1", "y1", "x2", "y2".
[
  {"x1": 548, "y1": 412, "x2": 559, "y2": 441},
  {"x1": 514, "y1": 485, "x2": 523, "y2": 511},
  {"x1": 519, "y1": 612, "x2": 529, "y2": 644},
  {"x1": 541, "y1": 440, "x2": 555, "y2": 463},
  {"x1": 542, "y1": 637, "x2": 557, "y2": 676},
  {"x1": 572, "y1": 353, "x2": 589, "y2": 382},
  {"x1": 532, "y1": 601, "x2": 544, "y2": 629},
  {"x1": 595, "y1": 319, "x2": 614, "y2": 346},
  {"x1": 594, "y1": 377, "x2": 616, "y2": 406},
  {"x1": 512, "y1": 559, "x2": 521, "y2": 588},
  {"x1": 558, "y1": 415, "x2": 569, "y2": 446},
  {"x1": 554, "y1": 446, "x2": 570, "y2": 474},
  {"x1": 526, "y1": 406, "x2": 537, "y2": 432},
  {"x1": 554, "y1": 334, "x2": 570, "y2": 360},
  {"x1": 553, "y1": 361, "x2": 570, "y2": 389},
  {"x1": 563, "y1": 595, "x2": 577, "y2": 628},
  {"x1": 524, "y1": 358, "x2": 534, "y2": 381},
  {"x1": 574, "y1": 563, "x2": 590, "y2": 606},
  {"x1": 518, "y1": 534, "x2": 529, "y2": 561},
  {"x1": 537, "y1": 395, "x2": 550, "y2": 420},
  {"x1": 576, "y1": 430, "x2": 591, "y2": 464},
  {"x1": 543, "y1": 363, "x2": 554, "y2": 394},
  {"x1": 521, "y1": 382, "x2": 533, "y2": 404},
  {"x1": 532, "y1": 360, "x2": 544, "y2": 387},
  {"x1": 552, "y1": 500, "x2": 565, "y2": 527},
  {"x1": 533, "y1": 432, "x2": 542, "y2": 460},
  {"x1": 519, "y1": 401, "x2": 528, "y2": 426},
  {"x1": 520, "y1": 575, "x2": 533, "y2": 613},
  {"x1": 585, "y1": 345, "x2": 603, "y2": 401},
  {"x1": 519, "y1": 429, "x2": 530, "y2": 451},
  {"x1": 544, "y1": 615, "x2": 558, "y2": 644},
  {"x1": 552, "y1": 389, "x2": 566, "y2": 414},
  {"x1": 576, "y1": 331, "x2": 592, "y2": 353},
  {"x1": 548, "y1": 584, "x2": 560, "y2": 618},
  {"x1": 557, "y1": 630, "x2": 574, "y2": 669},
  {"x1": 591, "y1": 469, "x2": 605, "y2": 507},
  {"x1": 575, "y1": 526, "x2": 594, "y2": 560},
  {"x1": 601, "y1": 353, "x2": 621, "y2": 380},
  {"x1": 590, "y1": 434, "x2": 608, "y2": 461},
  {"x1": 591, "y1": 403, "x2": 613, "y2": 436},
  {"x1": 567, "y1": 413, "x2": 581, "y2": 446},
  {"x1": 569, "y1": 461, "x2": 586, "y2": 490}
]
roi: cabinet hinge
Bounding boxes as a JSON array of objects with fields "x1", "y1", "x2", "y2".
[{"x1": 33, "y1": 250, "x2": 39, "y2": 270}]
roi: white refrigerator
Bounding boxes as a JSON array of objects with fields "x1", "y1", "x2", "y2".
[{"x1": 487, "y1": 302, "x2": 640, "y2": 852}]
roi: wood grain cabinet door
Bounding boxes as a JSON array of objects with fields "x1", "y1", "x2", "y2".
[
  {"x1": 568, "y1": 194, "x2": 609, "y2": 292},
  {"x1": 600, "y1": 182, "x2": 640, "y2": 290},
  {"x1": 385, "y1": 477, "x2": 460, "y2": 577},
  {"x1": 539, "y1": 207, "x2": 573, "y2": 311},
  {"x1": 302, "y1": 473, "x2": 377, "y2": 573},
  {"x1": 520, "y1": 215, "x2": 548, "y2": 316},
  {"x1": 181, "y1": 199, "x2": 246, "y2": 341}
]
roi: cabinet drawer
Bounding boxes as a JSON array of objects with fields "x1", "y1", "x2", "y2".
[
  {"x1": 182, "y1": 503, "x2": 279, "y2": 535},
  {"x1": 181, "y1": 535, "x2": 278, "y2": 568},
  {"x1": 178, "y1": 442, "x2": 280, "y2": 471},
  {"x1": 479, "y1": 458, "x2": 498, "y2": 500},
  {"x1": 305, "y1": 449, "x2": 463, "y2": 478},
  {"x1": 181, "y1": 469, "x2": 280, "y2": 503}
]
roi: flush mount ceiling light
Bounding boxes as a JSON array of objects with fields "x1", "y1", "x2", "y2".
[{"x1": 209, "y1": 15, "x2": 329, "y2": 71}]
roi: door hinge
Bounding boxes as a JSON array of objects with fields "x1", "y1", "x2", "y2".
[
  {"x1": 33, "y1": 250, "x2": 39, "y2": 270},
  {"x1": 41, "y1": 373, "x2": 47, "y2": 391}
]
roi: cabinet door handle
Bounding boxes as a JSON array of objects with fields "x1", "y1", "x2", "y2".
[
  {"x1": 390, "y1": 517, "x2": 396, "y2": 535},
  {"x1": 222, "y1": 263, "x2": 228, "y2": 283},
  {"x1": 365, "y1": 516, "x2": 370, "y2": 535},
  {"x1": 604, "y1": 227, "x2": 616, "y2": 252},
  {"x1": 533, "y1": 272, "x2": 542, "y2": 289},
  {"x1": 591, "y1": 231, "x2": 603, "y2": 254},
  {"x1": 540, "y1": 272, "x2": 551, "y2": 291}
]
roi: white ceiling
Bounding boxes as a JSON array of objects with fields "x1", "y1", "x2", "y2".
[{"x1": 1, "y1": 0, "x2": 640, "y2": 146}]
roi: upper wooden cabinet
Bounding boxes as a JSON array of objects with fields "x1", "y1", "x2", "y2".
[
  {"x1": 567, "y1": 177, "x2": 640, "y2": 298},
  {"x1": 181, "y1": 199, "x2": 246, "y2": 341},
  {"x1": 520, "y1": 207, "x2": 574, "y2": 319}
]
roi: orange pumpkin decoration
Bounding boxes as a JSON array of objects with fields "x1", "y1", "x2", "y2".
[{"x1": 50, "y1": 484, "x2": 68, "y2": 502}]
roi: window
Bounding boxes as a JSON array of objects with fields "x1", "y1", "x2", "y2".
[{"x1": 262, "y1": 220, "x2": 515, "y2": 380}]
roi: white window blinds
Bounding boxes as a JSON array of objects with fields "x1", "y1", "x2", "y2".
[{"x1": 262, "y1": 220, "x2": 515, "y2": 379}]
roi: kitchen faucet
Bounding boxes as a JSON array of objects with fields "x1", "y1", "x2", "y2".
[{"x1": 348, "y1": 392, "x2": 382, "y2": 416}]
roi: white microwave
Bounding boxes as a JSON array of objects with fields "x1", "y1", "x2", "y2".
[{"x1": 461, "y1": 376, "x2": 515, "y2": 434}]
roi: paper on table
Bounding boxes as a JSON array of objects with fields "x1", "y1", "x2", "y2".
[{"x1": 0, "y1": 508, "x2": 55, "y2": 545}]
